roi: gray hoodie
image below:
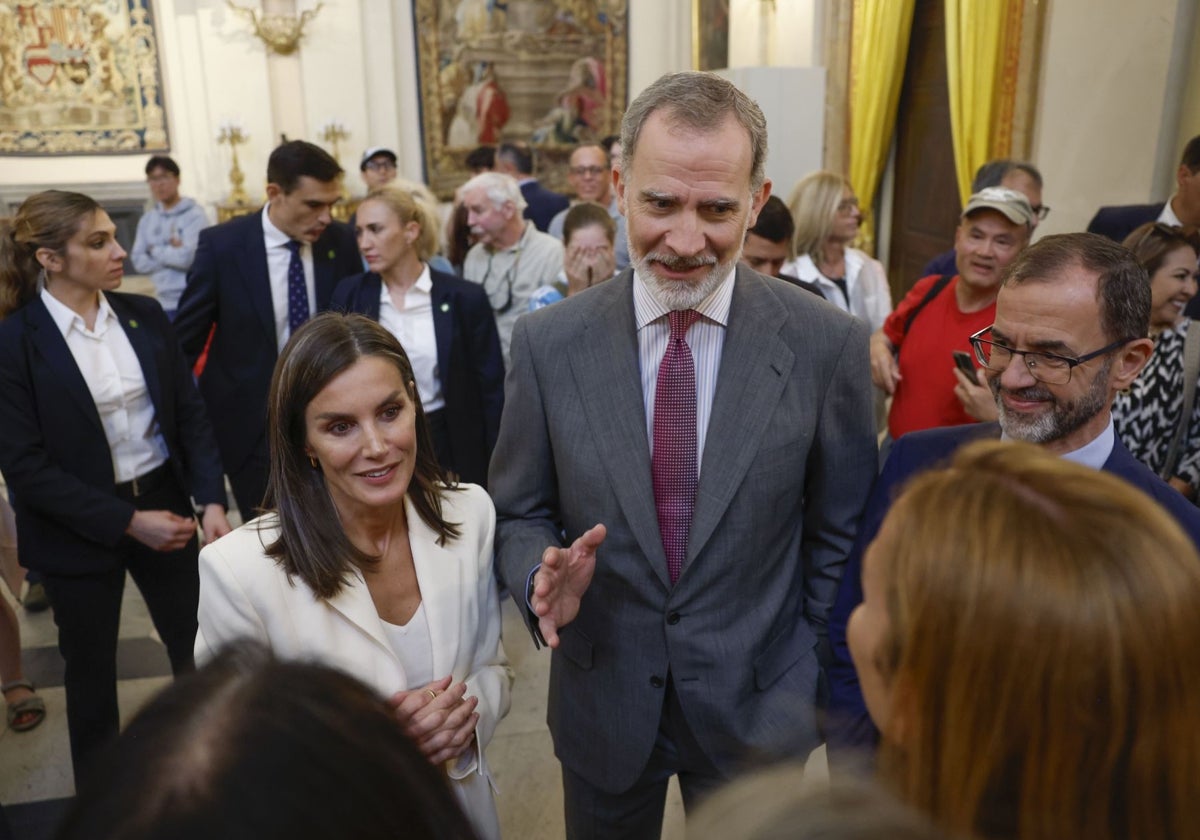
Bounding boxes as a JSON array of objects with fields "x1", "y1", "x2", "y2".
[{"x1": 130, "y1": 197, "x2": 209, "y2": 313}]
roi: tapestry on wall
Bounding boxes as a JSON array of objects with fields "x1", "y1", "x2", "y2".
[
  {"x1": 0, "y1": 0, "x2": 168, "y2": 154},
  {"x1": 413, "y1": 0, "x2": 628, "y2": 200}
]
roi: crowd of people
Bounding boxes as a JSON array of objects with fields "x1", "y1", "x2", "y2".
[{"x1": 1, "y1": 69, "x2": 1199, "y2": 839}]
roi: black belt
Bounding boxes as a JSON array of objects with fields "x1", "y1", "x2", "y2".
[{"x1": 114, "y1": 463, "x2": 172, "y2": 500}]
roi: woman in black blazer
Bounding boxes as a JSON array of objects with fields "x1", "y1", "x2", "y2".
[
  {"x1": 333, "y1": 185, "x2": 504, "y2": 486},
  {"x1": 0, "y1": 191, "x2": 229, "y2": 785}
]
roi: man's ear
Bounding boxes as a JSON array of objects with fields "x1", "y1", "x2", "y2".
[
  {"x1": 265, "y1": 183, "x2": 283, "y2": 203},
  {"x1": 1110, "y1": 337, "x2": 1154, "y2": 391},
  {"x1": 745, "y1": 178, "x2": 772, "y2": 229},
  {"x1": 614, "y1": 165, "x2": 626, "y2": 217}
]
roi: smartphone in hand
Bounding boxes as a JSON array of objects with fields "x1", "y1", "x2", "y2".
[{"x1": 952, "y1": 350, "x2": 976, "y2": 377}]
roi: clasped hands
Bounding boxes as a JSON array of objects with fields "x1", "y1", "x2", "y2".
[
  {"x1": 388, "y1": 676, "x2": 480, "y2": 765},
  {"x1": 126, "y1": 503, "x2": 231, "y2": 551}
]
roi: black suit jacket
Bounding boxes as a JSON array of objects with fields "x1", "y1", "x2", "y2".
[
  {"x1": 1086, "y1": 202, "x2": 1164, "y2": 243},
  {"x1": 519, "y1": 180, "x2": 570, "y2": 233},
  {"x1": 0, "y1": 292, "x2": 226, "y2": 575},
  {"x1": 173, "y1": 210, "x2": 360, "y2": 475},
  {"x1": 330, "y1": 269, "x2": 505, "y2": 486}
]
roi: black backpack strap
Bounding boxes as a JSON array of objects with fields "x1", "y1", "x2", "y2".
[{"x1": 902, "y1": 274, "x2": 954, "y2": 336}]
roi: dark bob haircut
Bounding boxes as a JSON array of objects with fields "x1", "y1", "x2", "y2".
[
  {"x1": 264, "y1": 312, "x2": 459, "y2": 599},
  {"x1": 56, "y1": 643, "x2": 479, "y2": 840}
]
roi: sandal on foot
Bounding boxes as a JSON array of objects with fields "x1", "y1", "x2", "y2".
[{"x1": 2, "y1": 680, "x2": 46, "y2": 732}]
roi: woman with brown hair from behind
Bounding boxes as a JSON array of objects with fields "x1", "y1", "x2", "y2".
[{"x1": 848, "y1": 439, "x2": 1200, "y2": 840}]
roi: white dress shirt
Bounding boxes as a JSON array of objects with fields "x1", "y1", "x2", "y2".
[
  {"x1": 40, "y1": 289, "x2": 168, "y2": 482},
  {"x1": 779, "y1": 249, "x2": 893, "y2": 332},
  {"x1": 262, "y1": 204, "x2": 316, "y2": 352},
  {"x1": 378, "y1": 264, "x2": 445, "y2": 412},
  {"x1": 1159, "y1": 200, "x2": 1184, "y2": 228},
  {"x1": 633, "y1": 267, "x2": 735, "y2": 471}
]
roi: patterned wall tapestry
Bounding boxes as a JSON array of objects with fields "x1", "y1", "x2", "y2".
[
  {"x1": 414, "y1": 0, "x2": 628, "y2": 200},
  {"x1": 0, "y1": 0, "x2": 168, "y2": 154}
]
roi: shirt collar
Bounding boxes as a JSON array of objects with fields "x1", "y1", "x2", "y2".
[
  {"x1": 1159, "y1": 200, "x2": 1184, "y2": 227},
  {"x1": 1000, "y1": 414, "x2": 1115, "y2": 470},
  {"x1": 633, "y1": 264, "x2": 736, "y2": 331},
  {"x1": 262, "y1": 203, "x2": 297, "y2": 250},
  {"x1": 378, "y1": 263, "x2": 433, "y2": 304},
  {"x1": 41, "y1": 287, "x2": 116, "y2": 338}
]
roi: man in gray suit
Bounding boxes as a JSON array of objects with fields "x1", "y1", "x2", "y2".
[{"x1": 490, "y1": 71, "x2": 878, "y2": 839}]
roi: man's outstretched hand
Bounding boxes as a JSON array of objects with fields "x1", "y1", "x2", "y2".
[{"x1": 532, "y1": 523, "x2": 606, "y2": 648}]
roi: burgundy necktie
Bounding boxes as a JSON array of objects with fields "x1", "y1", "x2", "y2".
[{"x1": 653, "y1": 309, "x2": 702, "y2": 584}]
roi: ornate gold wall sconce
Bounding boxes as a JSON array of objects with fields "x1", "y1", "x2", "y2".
[{"x1": 226, "y1": 1, "x2": 324, "y2": 56}]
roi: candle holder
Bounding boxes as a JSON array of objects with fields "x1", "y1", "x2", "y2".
[
  {"x1": 320, "y1": 120, "x2": 353, "y2": 208},
  {"x1": 217, "y1": 124, "x2": 251, "y2": 207}
]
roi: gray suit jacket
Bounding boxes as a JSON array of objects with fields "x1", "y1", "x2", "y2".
[{"x1": 490, "y1": 265, "x2": 877, "y2": 792}]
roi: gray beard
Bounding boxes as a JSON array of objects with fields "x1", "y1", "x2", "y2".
[
  {"x1": 632, "y1": 249, "x2": 733, "y2": 311},
  {"x1": 991, "y1": 360, "x2": 1111, "y2": 444}
]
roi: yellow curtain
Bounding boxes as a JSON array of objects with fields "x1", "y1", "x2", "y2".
[
  {"x1": 945, "y1": 0, "x2": 1025, "y2": 204},
  {"x1": 848, "y1": 0, "x2": 916, "y2": 254}
]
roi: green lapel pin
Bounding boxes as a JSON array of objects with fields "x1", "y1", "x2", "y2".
[
  {"x1": 440, "y1": 303, "x2": 450, "y2": 313},
  {"x1": 128, "y1": 319, "x2": 139, "y2": 328},
  {"x1": 328, "y1": 249, "x2": 335, "y2": 259}
]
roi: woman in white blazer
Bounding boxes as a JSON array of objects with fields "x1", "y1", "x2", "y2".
[{"x1": 196, "y1": 313, "x2": 511, "y2": 840}]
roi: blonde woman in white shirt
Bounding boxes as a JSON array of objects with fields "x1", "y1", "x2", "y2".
[{"x1": 781, "y1": 170, "x2": 893, "y2": 332}]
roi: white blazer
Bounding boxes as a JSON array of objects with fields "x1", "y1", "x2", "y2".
[{"x1": 195, "y1": 483, "x2": 512, "y2": 840}]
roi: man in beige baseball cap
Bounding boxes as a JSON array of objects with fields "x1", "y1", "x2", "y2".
[{"x1": 870, "y1": 186, "x2": 1034, "y2": 441}]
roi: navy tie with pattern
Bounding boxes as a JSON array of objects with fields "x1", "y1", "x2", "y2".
[
  {"x1": 652, "y1": 309, "x2": 703, "y2": 585},
  {"x1": 286, "y1": 240, "x2": 310, "y2": 334}
]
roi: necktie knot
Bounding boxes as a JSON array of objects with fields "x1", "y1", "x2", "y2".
[
  {"x1": 668, "y1": 309, "x2": 701, "y2": 341},
  {"x1": 286, "y1": 239, "x2": 302, "y2": 254}
]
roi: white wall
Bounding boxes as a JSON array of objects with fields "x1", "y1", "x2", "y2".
[{"x1": 1031, "y1": 0, "x2": 1181, "y2": 236}]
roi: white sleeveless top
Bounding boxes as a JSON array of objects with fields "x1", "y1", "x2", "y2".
[{"x1": 380, "y1": 601, "x2": 435, "y2": 687}]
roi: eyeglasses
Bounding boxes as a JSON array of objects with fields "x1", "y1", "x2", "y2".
[
  {"x1": 969, "y1": 326, "x2": 1133, "y2": 385},
  {"x1": 482, "y1": 248, "x2": 522, "y2": 314},
  {"x1": 1031, "y1": 204, "x2": 1051, "y2": 221},
  {"x1": 836, "y1": 198, "x2": 860, "y2": 215},
  {"x1": 569, "y1": 165, "x2": 607, "y2": 177},
  {"x1": 364, "y1": 159, "x2": 396, "y2": 172}
]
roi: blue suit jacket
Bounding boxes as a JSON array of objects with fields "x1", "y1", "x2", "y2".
[
  {"x1": 825, "y1": 421, "x2": 1200, "y2": 759},
  {"x1": 1086, "y1": 202, "x2": 1164, "y2": 244},
  {"x1": 519, "y1": 180, "x2": 570, "y2": 233},
  {"x1": 330, "y1": 269, "x2": 505, "y2": 486},
  {"x1": 173, "y1": 211, "x2": 360, "y2": 476},
  {"x1": 0, "y1": 292, "x2": 226, "y2": 575}
]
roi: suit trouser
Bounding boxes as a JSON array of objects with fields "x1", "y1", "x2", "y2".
[
  {"x1": 41, "y1": 473, "x2": 199, "y2": 788},
  {"x1": 227, "y1": 448, "x2": 270, "y2": 523},
  {"x1": 561, "y1": 675, "x2": 726, "y2": 840}
]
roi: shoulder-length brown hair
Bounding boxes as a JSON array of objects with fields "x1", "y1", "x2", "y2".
[
  {"x1": 264, "y1": 313, "x2": 460, "y2": 599},
  {"x1": 875, "y1": 440, "x2": 1200, "y2": 840}
]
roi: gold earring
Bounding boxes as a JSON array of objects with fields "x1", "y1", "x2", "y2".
[{"x1": 308, "y1": 456, "x2": 318, "y2": 469}]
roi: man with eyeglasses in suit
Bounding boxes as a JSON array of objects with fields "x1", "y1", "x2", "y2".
[
  {"x1": 548, "y1": 144, "x2": 631, "y2": 270},
  {"x1": 827, "y1": 231, "x2": 1200, "y2": 766},
  {"x1": 460, "y1": 171, "x2": 564, "y2": 364}
]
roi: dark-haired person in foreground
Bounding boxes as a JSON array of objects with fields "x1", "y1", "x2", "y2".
[
  {"x1": 174, "y1": 140, "x2": 361, "y2": 518},
  {"x1": 827, "y1": 232, "x2": 1200, "y2": 763},
  {"x1": 196, "y1": 313, "x2": 510, "y2": 840},
  {"x1": 130, "y1": 155, "x2": 209, "y2": 319},
  {"x1": 57, "y1": 643, "x2": 480, "y2": 840}
]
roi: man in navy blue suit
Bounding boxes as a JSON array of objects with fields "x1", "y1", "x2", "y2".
[
  {"x1": 174, "y1": 140, "x2": 361, "y2": 518},
  {"x1": 826, "y1": 232, "x2": 1200, "y2": 763},
  {"x1": 495, "y1": 141, "x2": 569, "y2": 232},
  {"x1": 1087, "y1": 134, "x2": 1200, "y2": 244}
]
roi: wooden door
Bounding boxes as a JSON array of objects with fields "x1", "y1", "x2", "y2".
[{"x1": 886, "y1": 0, "x2": 960, "y2": 301}]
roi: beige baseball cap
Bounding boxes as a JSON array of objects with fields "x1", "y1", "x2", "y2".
[{"x1": 962, "y1": 186, "x2": 1035, "y2": 228}]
